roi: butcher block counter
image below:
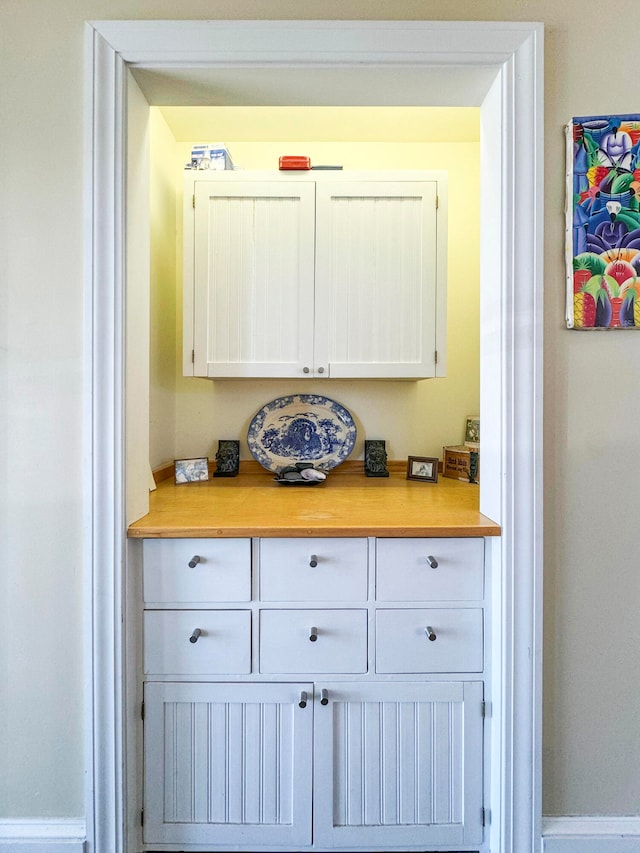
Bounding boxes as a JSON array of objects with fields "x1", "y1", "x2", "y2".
[{"x1": 128, "y1": 463, "x2": 500, "y2": 539}]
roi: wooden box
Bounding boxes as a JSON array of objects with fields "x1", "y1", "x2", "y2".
[{"x1": 442, "y1": 445, "x2": 480, "y2": 482}]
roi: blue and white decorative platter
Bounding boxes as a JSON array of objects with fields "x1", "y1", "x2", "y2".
[{"x1": 247, "y1": 395, "x2": 357, "y2": 472}]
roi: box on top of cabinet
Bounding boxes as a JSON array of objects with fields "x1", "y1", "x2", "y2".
[
  {"x1": 188, "y1": 142, "x2": 234, "y2": 170},
  {"x1": 443, "y1": 445, "x2": 480, "y2": 483}
]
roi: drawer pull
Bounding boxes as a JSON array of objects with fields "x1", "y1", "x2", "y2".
[
  {"x1": 309, "y1": 554, "x2": 318, "y2": 567},
  {"x1": 188, "y1": 555, "x2": 201, "y2": 568},
  {"x1": 309, "y1": 626, "x2": 318, "y2": 642},
  {"x1": 303, "y1": 366, "x2": 311, "y2": 374},
  {"x1": 425, "y1": 626, "x2": 437, "y2": 642},
  {"x1": 189, "y1": 628, "x2": 202, "y2": 644},
  {"x1": 320, "y1": 688, "x2": 329, "y2": 706},
  {"x1": 426, "y1": 555, "x2": 438, "y2": 569},
  {"x1": 298, "y1": 691, "x2": 308, "y2": 708}
]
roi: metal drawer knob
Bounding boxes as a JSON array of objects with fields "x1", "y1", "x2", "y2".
[
  {"x1": 309, "y1": 554, "x2": 318, "y2": 567},
  {"x1": 426, "y1": 555, "x2": 438, "y2": 569},
  {"x1": 189, "y1": 628, "x2": 202, "y2": 644},
  {"x1": 188, "y1": 555, "x2": 201, "y2": 568},
  {"x1": 320, "y1": 688, "x2": 329, "y2": 705},
  {"x1": 317, "y1": 366, "x2": 325, "y2": 374},
  {"x1": 299, "y1": 691, "x2": 308, "y2": 708},
  {"x1": 309, "y1": 626, "x2": 318, "y2": 642},
  {"x1": 425, "y1": 626, "x2": 437, "y2": 642},
  {"x1": 303, "y1": 366, "x2": 310, "y2": 374}
]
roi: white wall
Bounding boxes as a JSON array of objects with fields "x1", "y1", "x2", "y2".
[{"x1": 1, "y1": 0, "x2": 640, "y2": 827}]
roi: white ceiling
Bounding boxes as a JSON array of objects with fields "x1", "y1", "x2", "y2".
[
  {"x1": 131, "y1": 64, "x2": 497, "y2": 108},
  {"x1": 131, "y1": 64, "x2": 489, "y2": 144}
]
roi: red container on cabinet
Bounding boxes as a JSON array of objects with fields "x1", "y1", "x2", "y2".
[{"x1": 279, "y1": 156, "x2": 311, "y2": 170}]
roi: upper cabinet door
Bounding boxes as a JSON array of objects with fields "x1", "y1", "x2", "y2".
[
  {"x1": 192, "y1": 181, "x2": 316, "y2": 378},
  {"x1": 314, "y1": 181, "x2": 444, "y2": 379}
]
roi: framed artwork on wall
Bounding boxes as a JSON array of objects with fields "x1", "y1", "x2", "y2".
[{"x1": 567, "y1": 113, "x2": 640, "y2": 330}]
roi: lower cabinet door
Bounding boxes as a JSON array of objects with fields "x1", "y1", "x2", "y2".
[
  {"x1": 143, "y1": 681, "x2": 313, "y2": 847},
  {"x1": 313, "y1": 681, "x2": 484, "y2": 849}
]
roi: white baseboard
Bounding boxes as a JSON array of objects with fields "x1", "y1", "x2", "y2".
[
  {"x1": 543, "y1": 816, "x2": 640, "y2": 852},
  {"x1": 2, "y1": 815, "x2": 639, "y2": 853},
  {"x1": 0, "y1": 819, "x2": 85, "y2": 852}
]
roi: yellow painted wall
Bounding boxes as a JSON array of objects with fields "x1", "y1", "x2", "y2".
[
  {"x1": 148, "y1": 113, "x2": 480, "y2": 468},
  {"x1": 149, "y1": 109, "x2": 178, "y2": 468}
]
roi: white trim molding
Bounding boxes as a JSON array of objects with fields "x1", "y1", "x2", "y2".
[
  {"x1": 0, "y1": 819, "x2": 85, "y2": 852},
  {"x1": 543, "y1": 817, "x2": 640, "y2": 852},
  {"x1": 84, "y1": 19, "x2": 543, "y2": 853}
]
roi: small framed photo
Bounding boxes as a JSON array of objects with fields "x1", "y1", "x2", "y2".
[
  {"x1": 464, "y1": 416, "x2": 480, "y2": 449},
  {"x1": 174, "y1": 457, "x2": 209, "y2": 484},
  {"x1": 407, "y1": 456, "x2": 439, "y2": 483}
]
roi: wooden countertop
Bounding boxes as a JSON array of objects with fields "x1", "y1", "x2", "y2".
[{"x1": 128, "y1": 464, "x2": 500, "y2": 539}]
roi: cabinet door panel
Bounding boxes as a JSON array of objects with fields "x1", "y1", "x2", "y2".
[
  {"x1": 144, "y1": 610, "x2": 251, "y2": 675},
  {"x1": 313, "y1": 681, "x2": 483, "y2": 848},
  {"x1": 143, "y1": 538, "x2": 251, "y2": 604},
  {"x1": 375, "y1": 607, "x2": 484, "y2": 673},
  {"x1": 315, "y1": 181, "x2": 439, "y2": 379},
  {"x1": 194, "y1": 181, "x2": 316, "y2": 378},
  {"x1": 144, "y1": 682, "x2": 313, "y2": 847},
  {"x1": 259, "y1": 537, "x2": 368, "y2": 601},
  {"x1": 259, "y1": 609, "x2": 368, "y2": 673},
  {"x1": 377, "y1": 536, "x2": 484, "y2": 601}
]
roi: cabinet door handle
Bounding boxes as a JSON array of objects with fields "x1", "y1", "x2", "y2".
[
  {"x1": 320, "y1": 688, "x2": 329, "y2": 706},
  {"x1": 309, "y1": 626, "x2": 318, "y2": 642},
  {"x1": 188, "y1": 555, "x2": 201, "y2": 568},
  {"x1": 303, "y1": 366, "x2": 310, "y2": 374},
  {"x1": 189, "y1": 628, "x2": 202, "y2": 644},
  {"x1": 425, "y1": 626, "x2": 437, "y2": 641},
  {"x1": 309, "y1": 554, "x2": 318, "y2": 567},
  {"x1": 298, "y1": 691, "x2": 308, "y2": 708},
  {"x1": 426, "y1": 555, "x2": 438, "y2": 569},
  {"x1": 317, "y1": 366, "x2": 325, "y2": 374}
]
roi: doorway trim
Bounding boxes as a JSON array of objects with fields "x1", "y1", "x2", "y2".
[{"x1": 84, "y1": 19, "x2": 543, "y2": 853}]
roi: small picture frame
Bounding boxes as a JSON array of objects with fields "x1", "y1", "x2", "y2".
[
  {"x1": 174, "y1": 457, "x2": 209, "y2": 484},
  {"x1": 464, "y1": 416, "x2": 480, "y2": 449},
  {"x1": 407, "y1": 456, "x2": 439, "y2": 483}
]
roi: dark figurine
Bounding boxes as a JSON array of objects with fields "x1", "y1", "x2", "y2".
[
  {"x1": 364, "y1": 439, "x2": 390, "y2": 478},
  {"x1": 468, "y1": 450, "x2": 479, "y2": 484},
  {"x1": 214, "y1": 439, "x2": 240, "y2": 477}
]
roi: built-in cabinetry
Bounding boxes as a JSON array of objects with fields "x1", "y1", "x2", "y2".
[
  {"x1": 140, "y1": 535, "x2": 486, "y2": 851},
  {"x1": 182, "y1": 171, "x2": 447, "y2": 380}
]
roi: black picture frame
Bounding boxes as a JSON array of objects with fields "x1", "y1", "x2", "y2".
[{"x1": 406, "y1": 455, "x2": 439, "y2": 483}]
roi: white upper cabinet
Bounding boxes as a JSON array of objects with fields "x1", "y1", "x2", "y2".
[
  {"x1": 189, "y1": 179, "x2": 316, "y2": 378},
  {"x1": 184, "y1": 171, "x2": 447, "y2": 380},
  {"x1": 314, "y1": 180, "x2": 442, "y2": 379}
]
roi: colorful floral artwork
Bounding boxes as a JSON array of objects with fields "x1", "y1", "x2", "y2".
[{"x1": 567, "y1": 114, "x2": 640, "y2": 329}]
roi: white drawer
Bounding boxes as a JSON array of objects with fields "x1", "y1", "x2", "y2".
[
  {"x1": 259, "y1": 538, "x2": 368, "y2": 601},
  {"x1": 143, "y1": 539, "x2": 251, "y2": 604},
  {"x1": 376, "y1": 538, "x2": 483, "y2": 601},
  {"x1": 375, "y1": 608, "x2": 483, "y2": 673},
  {"x1": 259, "y1": 609, "x2": 368, "y2": 673},
  {"x1": 144, "y1": 610, "x2": 251, "y2": 675}
]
